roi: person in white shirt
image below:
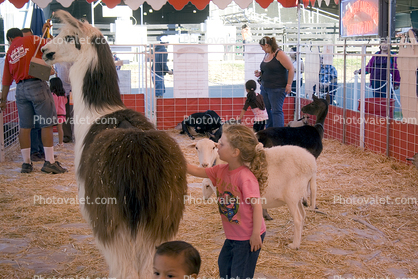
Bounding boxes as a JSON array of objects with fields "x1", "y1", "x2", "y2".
[{"x1": 289, "y1": 47, "x2": 304, "y2": 96}]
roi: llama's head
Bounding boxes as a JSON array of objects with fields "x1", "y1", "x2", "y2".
[
  {"x1": 42, "y1": 10, "x2": 123, "y2": 110},
  {"x1": 42, "y1": 10, "x2": 103, "y2": 65},
  {"x1": 302, "y1": 94, "x2": 329, "y2": 117}
]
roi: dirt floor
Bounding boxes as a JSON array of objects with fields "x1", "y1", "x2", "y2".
[{"x1": 0, "y1": 130, "x2": 417, "y2": 279}]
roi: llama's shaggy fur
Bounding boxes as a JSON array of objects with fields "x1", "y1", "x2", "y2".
[
  {"x1": 194, "y1": 139, "x2": 317, "y2": 249},
  {"x1": 42, "y1": 11, "x2": 187, "y2": 278}
]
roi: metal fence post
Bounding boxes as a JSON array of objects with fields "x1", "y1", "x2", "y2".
[{"x1": 360, "y1": 45, "x2": 367, "y2": 149}]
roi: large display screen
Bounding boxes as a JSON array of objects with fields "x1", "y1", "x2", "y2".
[{"x1": 340, "y1": 0, "x2": 380, "y2": 38}]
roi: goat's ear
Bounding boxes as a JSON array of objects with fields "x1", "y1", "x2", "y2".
[
  {"x1": 326, "y1": 93, "x2": 330, "y2": 103},
  {"x1": 312, "y1": 94, "x2": 318, "y2": 100}
]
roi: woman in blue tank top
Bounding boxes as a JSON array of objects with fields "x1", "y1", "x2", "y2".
[{"x1": 254, "y1": 36, "x2": 294, "y2": 128}]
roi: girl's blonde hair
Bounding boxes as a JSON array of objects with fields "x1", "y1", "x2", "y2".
[{"x1": 223, "y1": 124, "x2": 268, "y2": 194}]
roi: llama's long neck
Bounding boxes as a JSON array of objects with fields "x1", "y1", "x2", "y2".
[
  {"x1": 314, "y1": 102, "x2": 328, "y2": 139},
  {"x1": 315, "y1": 103, "x2": 328, "y2": 126},
  {"x1": 69, "y1": 37, "x2": 124, "y2": 168}
]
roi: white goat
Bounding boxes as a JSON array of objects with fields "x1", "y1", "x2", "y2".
[
  {"x1": 195, "y1": 139, "x2": 317, "y2": 249},
  {"x1": 190, "y1": 139, "x2": 225, "y2": 199},
  {"x1": 287, "y1": 115, "x2": 309, "y2": 127}
]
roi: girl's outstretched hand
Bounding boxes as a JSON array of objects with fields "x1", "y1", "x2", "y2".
[{"x1": 250, "y1": 233, "x2": 262, "y2": 252}]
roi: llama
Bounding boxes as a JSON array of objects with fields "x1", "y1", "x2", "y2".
[
  {"x1": 257, "y1": 94, "x2": 329, "y2": 159},
  {"x1": 195, "y1": 141, "x2": 317, "y2": 249},
  {"x1": 42, "y1": 11, "x2": 187, "y2": 278}
]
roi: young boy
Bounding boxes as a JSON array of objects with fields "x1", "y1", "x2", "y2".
[{"x1": 153, "y1": 241, "x2": 201, "y2": 279}]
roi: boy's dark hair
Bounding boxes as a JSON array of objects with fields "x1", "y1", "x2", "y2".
[
  {"x1": 21, "y1": 28, "x2": 33, "y2": 35},
  {"x1": 155, "y1": 241, "x2": 201, "y2": 275},
  {"x1": 49, "y1": 77, "x2": 66, "y2": 97},
  {"x1": 6, "y1": 28, "x2": 23, "y2": 42},
  {"x1": 242, "y1": 24, "x2": 248, "y2": 29},
  {"x1": 291, "y1": 46, "x2": 297, "y2": 52}
]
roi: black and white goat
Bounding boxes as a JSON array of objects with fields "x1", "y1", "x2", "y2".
[
  {"x1": 42, "y1": 11, "x2": 187, "y2": 278},
  {"x1": 179, "y1": 110, "x2": 222, "y2": 141}
]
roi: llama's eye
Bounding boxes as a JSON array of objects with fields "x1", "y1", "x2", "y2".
[
  {"x1": 65, "y1": 35, "x2": 75, "y2": 42},
  {"x1": 195, "y1": 147, "x2": 198, "y2": 150}
]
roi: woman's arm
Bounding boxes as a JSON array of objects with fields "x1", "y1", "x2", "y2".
[
  {"x1": 249, "y1": 199, "x2": 263, "y2": 252},
  {"x1": 276, "y1": 51, "x2": 294, "y2": 93},
  {"x1": 187, "y1": 164, "x2": 209, "y2": 178}
]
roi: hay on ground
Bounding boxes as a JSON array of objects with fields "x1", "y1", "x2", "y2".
[{"x1": 0, "y1": 130, "x2": 417, "y2": 278}]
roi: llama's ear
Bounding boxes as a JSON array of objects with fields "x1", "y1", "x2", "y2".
[
  {"x1": 312, "y1": 94, "x2": 318, "y2": 100},
  {"x1": 55, "y1": 10, "x2": 83, "y2": 30}
]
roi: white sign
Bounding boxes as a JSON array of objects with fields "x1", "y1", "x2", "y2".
[
  {"x1": 102, "y1": 6, "x2": 132, "y2": 18},
  {"x1": 305, "y1": 46, "x2": 320, "y2": 99},
  {"x1": 173, "y1": 45, "x2": 208, "y2": 98},
  {"x1": 118, "y1": 70, "x2": 131, "y2": 95}
]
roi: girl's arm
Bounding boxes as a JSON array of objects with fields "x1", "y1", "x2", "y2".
[
  {"x1": 250, "y1": 198, "x2": 263, "y2": 252},
  {"x1": 187, "y1": 164, "x2": 209, "y2": 178},
  {"x1": 238, "y1": 109, "x2": 246, "y2": 123}
]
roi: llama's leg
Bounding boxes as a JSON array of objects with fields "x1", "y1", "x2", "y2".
[
  {"x1": 97, "y1": 229, "x2": 156, "y2": 279},
  {"x1": 309, "y1": 175, "x2": 317, "y2": 210},
  {"x1": 263, "y1": 209, "x2": 273, "y2": 220},
  {"x1": 287, "y1": 200, "x2": 303, "y2": 249},
  {"x1": 77, "y1": 181, "x2": 90, "y2": 222}
]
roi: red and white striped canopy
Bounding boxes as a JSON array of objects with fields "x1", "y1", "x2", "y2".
[{"x1": 2, "y1": 0, "x2": 339, "y2": 10}]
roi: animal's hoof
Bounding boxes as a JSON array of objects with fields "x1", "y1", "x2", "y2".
[
  {"x1": 263, "y1": 209, "x2": 273, "y2": 220},
  {"x1": 263, "y1": 215, "x2": 274, "y2": 221},
  {"x1": 288, "y1": 243, "x2": 299, "y2": 250}
]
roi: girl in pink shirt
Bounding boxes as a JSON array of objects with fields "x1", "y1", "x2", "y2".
[
  {"x1": 50, "y1": 77, "x2": 67, "y2": 147},
  {"x1": 238, "y1": 79, "x2": 268, "y2": 132},
  {"x1": 188, "y1": 124, "x2": 268, "y2": 279}
]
